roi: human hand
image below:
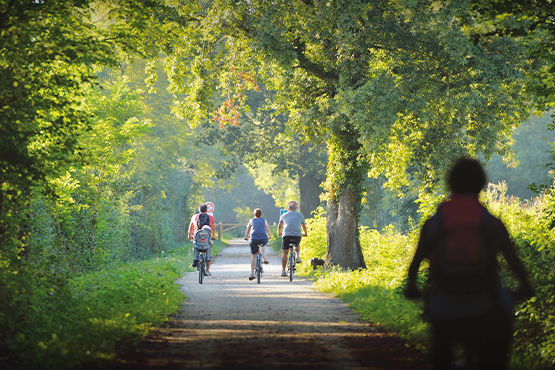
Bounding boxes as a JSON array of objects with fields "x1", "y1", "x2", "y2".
[
  {"x1": 302, "y1": 233, "x2": 307, "y2": 237},
  {"x1": 278, "y1": 232, "x2": 282, "y2": 237},
  {"x1": 244, "y1": 237, "x2": 248, "y2": 241}
]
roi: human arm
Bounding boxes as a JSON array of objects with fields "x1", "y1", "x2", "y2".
[
  {"x1": 405, "y1": 220, "x2": 431, "y2": 300},
  {"x1": 245, "y1": 220, "x2": 252, "y2": 240},
  {"x1": 265, "y1": 220, "x2": 271, "y2": 239},
  {"x1": 495, "y1": 222, "x2": 535, "y2": 301},
  {"x1": 301, "y1": 222, "x2": 307, "y2": 237},
  {"x1": 188, "y1": 218, "x2": 195, "y2": 239},
  {"x1": 278, "y1": 221, "x2": 283, "y2": 236}
]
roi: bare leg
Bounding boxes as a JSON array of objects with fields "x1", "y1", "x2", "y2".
[
  {"x1": 206, "y1": 245, "x2": 213, "y2": 272},
  {"x1": 261, "y1": 246, "x2": 267, "y2": 262},
  {"x1": 281, "y1": 250, "x2": 287, "y2": 272},
  {"x1": 250, "y1": 254, "x2": 256, "y2": 275},
  {"x1": 295, "y1": 245, "x2": 300, "y2": 259}
]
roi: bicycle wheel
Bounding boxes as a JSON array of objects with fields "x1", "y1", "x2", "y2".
[
  {"x1": 256, "y1": 254, "x2": 261, "y2": 284},
  {"x1": 289, "y1": 248, "x2": 295, "y2": 282},
  {"x1": 199, "y1": 254, "x2": 204, "y2": 284}
]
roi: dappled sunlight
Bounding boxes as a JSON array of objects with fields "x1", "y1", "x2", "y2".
[{"x1": 116, "y1": 316, "x2": 419, "y2": 370}]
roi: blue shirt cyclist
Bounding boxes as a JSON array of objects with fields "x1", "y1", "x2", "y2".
[{"x1": 245, "y1": 208, "x2": 271, "y2": 281}]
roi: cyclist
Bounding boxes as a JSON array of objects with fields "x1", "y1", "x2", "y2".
[
  {"x1": 278, "y1": 201, "x2": 307, "y2": 277},
  {"x1": 244, "y1": 208, "x2": 271, "y2": 281},
  {"x1": 188, "y1": 204, "x2": 215, "y2": 276},
  {"x1": 405, "y1": 158, "x2": 534, "y2": 369}
]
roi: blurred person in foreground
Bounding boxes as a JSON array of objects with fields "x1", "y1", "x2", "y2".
[{"x1": 405, "y1": 158, "x2": 534, "y2": 370}]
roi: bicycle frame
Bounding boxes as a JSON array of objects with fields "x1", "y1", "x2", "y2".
[
  {"x1": 255, "y1": 246, "x2": 263, "y2": 284},
  {"x1": 287, "y1": 243, "x2": 296, "y2": 282},
  {"x1": 198, "y1": 250, "x2": 207, "y2": 284}
]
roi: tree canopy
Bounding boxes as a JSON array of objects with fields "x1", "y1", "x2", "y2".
[
  {"x1": 468, "y1": 0, "x2": 555, "y2": 108},
  {"x1": 175, "y1": 0, "x2": 533, "y2": 268}
]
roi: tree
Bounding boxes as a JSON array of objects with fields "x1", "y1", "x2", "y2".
[
  {"x1": 140, "y1": 0, "x2": 534, "y2": 269},
  {"x1": 188, "y1": 0, "x2": 531, "y2": 269},
  {"x1": 468, "y1": 0, "x2": 555, "y2": 108},
  {"x1": 0, "y1": 0, "x2": 195, "y2": 356}
]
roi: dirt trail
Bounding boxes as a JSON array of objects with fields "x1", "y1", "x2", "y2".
[{"x1": 109, "y1": 239, "x2": 430, "y2": 369}]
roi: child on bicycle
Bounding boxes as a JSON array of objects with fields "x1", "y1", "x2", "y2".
[
  {"x1": 188, "y1": 204, "x2": 215, "y2": 276},
  {"x1": 244, "y1": 208, "x2": 271, "y2": 281}
]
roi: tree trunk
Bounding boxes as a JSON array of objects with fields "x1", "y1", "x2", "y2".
[
  {"x1": 323, "y1": 121, "x2": 368, "y2": 270},
  {"x1": 299, "y1": 173, "x2": 323, "y2": 219},
  {"x1": 326, "y1": 188, "x2": 366, "y2": 269}
]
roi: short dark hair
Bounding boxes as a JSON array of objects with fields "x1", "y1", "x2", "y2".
[
  {"x1": 199, "y1": 204, "x2": 208, "y2": 213},
  {"x1": 253, "y1": 208, "x2": 262, "y2": 218},
  {"x1": 447, "y1": 158, "x2": 487, "y2": 195}
]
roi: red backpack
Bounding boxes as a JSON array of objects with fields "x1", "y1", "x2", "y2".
[{"x1": 427, "y1": 200, "x2": 497, "y2": 295}]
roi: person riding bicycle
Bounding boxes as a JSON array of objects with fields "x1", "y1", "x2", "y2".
[
  {"x1": 278, "y1": 201, "x2": 307, "y2": 277},
  {"x1": 404, "y1": 158, "x2": 534, "y2": 369},
  {"x1": 188, "y1": 204, "x2": 215, "y2": 276},
  {"x1": 244, "y1": 208, "x2": 271, "y2": 281}
]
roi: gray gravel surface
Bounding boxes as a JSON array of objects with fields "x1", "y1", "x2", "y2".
[{"x1": 175, "y1": 239, "x2": 357, "y2": 322}]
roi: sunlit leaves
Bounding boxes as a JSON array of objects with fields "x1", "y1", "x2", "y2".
[{"x1": 247, "y1": 161, "x2": 299, "y2": 209}]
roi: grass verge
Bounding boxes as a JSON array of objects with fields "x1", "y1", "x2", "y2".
[{"x1": 7, "y1": 239, "x2": 227, "y2": 370}]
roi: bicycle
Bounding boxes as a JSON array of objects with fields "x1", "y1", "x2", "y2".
[
  {"x1": 254, "y1": 242, "x2": 265, "y2": 284},
  {"x1": 193, "y1": 229, "x2": 211, "y2": 284},
  {"x1": 197, "y1": 248, "x2": 207, "y2": 284},
  {"x1": 286, "y1": 241, "x2": 296, "y2": 282}
]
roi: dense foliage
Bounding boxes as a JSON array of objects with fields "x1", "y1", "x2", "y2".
[
  {"x1": 469, "y1": 0, "x2": 555, "y2": 109},
  {"x1": 179, "y1": 0, "x2": 536, "y2": 268},
  {"x1": 0, "y1": 1, "x2": 217, "y2": 367},
  {"x1": 3, "y1": 239, "x2": 226, "y2": 369},
  {"x1": 15, "y1": 249, "x2": 189, "y2": 369}
]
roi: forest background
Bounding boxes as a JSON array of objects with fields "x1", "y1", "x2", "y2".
[{"x1": 1, "y1": 0, "x2": 555, "y2": 369}]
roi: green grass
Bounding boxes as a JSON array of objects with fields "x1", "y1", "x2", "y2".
[{"x1": 5, "y1": 239, "x2": 227, "y2": 370}]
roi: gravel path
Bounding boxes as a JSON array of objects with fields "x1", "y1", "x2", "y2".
[{"x1": 111, "y1": 239, "x2": 430, "y2": 369}]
